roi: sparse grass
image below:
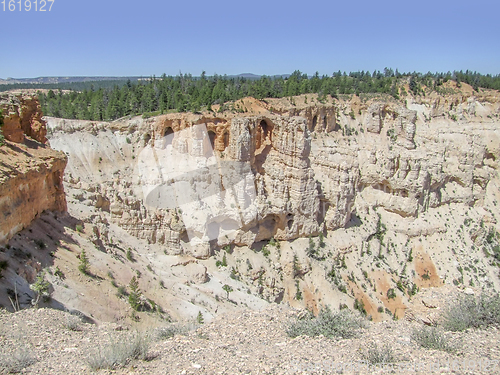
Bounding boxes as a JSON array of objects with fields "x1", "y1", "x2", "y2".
[
  {"x1": 361, "y1": 343, "x2": 396, "y2": 364},
  {"x1": 0, "y1": 348, "x2": 37, "y2": 373},
  {"x1": 116, "y1": 285, "x2": 127, "y2": 297},
  {"x1": 86, "y1": 332, "x2": 152, "y2": 370},
  {"x1": 411, "y1": 326, "x2": 457, "y2": 352},
  {"x1": 154, "y1": 323, "x2": 196, "y2": 340},
  {"x1": 442, "y1": 293, "x2": 500, "y2": 331},
  {"x1": 286, "y1": 307, "x2": 365, "y2": 339},
  {"x1": 63, "y1": 315, "x2": 81, "y2": 331}
]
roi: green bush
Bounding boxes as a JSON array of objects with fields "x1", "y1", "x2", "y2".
[
  {"x1": 222, "y1": 284, "x2": 233, "y2": 299},
  {"x1": 442, "y1": 293, "x2": 500, "y2": 331},
  {"x1": 30, "y1": 271, "x2": 51, "y2": 306},
  {"x1": 387, "y1": 288, "x2": 397, "y2": 300},
  {"x1": 286, "y1": 306, "x2": 365, "y2": 339},
  {"x1": 196, "y1": 311, "x2": 204, "y2": 324},
  {"x1": 353, "y1": 298, "x2": 366, "y2": 315},
  {"x1": 78, "y1": 250, "x2": 90, "y2": 274},
  {"x1": 295, "y1": 280, "x2": 302, "y2": 300},
  {"x1": 126, "y1": 248, "x2": 135, "y2": 262},
  {"x1": 411, "y1": 326, "x2": 456, "y2": 352}
]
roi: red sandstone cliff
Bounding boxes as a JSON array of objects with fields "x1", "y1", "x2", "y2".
[{"x1": 0, "y1": 93, "x2": 67, "y2": 245}]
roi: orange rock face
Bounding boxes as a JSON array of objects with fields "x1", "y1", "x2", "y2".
[
  {"x1": 0, "y1": 94, "x2": 66, "y2": 245},
  {"x1": 1, "y1": 94, "x2": 48, "y2": 144}
]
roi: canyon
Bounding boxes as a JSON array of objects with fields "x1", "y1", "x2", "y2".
[{"x1": 1, "y1": 82, "x2": 500, "y2": 326}]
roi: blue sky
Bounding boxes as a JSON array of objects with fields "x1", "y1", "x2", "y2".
[{"x1": 1, "y1": 0, "x2": 499, "y2": 78}]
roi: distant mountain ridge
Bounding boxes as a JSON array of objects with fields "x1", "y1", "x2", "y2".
[
  {"x1": 0, "y1": 76, "x2": 143, "y2": 85},
  {"x1": 0, "y1": 73, "x2": 291, "y2": 85}
]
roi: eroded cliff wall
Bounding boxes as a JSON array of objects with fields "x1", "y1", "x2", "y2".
[
  {"x1": 42, "y1": 83, "x2": 500, "y2": 321},
  {"x1": 0, "y1": 94, "x2": 67, "y2": 245},
  {"x1": 46, "y1": 84, "x2": 500, "y2": 257}
]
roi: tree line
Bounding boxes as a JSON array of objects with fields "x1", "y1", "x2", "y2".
[{"x1": 33, "y1": 70, "x2": 500, "y2": 121}]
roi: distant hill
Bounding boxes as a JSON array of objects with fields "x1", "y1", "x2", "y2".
[
  {"x1": 233, "y1": 73, "x2": 262, "y2": 79},
  {"x1": 231, "y1": 73, "x2": 291, "y2": 80},
  {"x1": 0, "y1": 74, "x2": 292, "y2": 85},
  {"x1": 0, "y1": 76, "x2": 142, "y2": 85}
]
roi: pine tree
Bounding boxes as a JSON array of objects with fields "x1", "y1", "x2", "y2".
[
  {"x1": 78, "y1": 250, "x2": 90, "y2": 275},
  {"x1": 222, "y1": 284, "x2": 233, "y2": 299},
  {"x1": 307, "y1": 236, "x2": 316, "y2": 258},
  {"x1": 128, "y1": 276, "x2": 142, "y2": 311},
  {"x1": 30, "y1": 271, "x2": 51, "y2": 307},
  {"x1": 319, "y1": 233, "x2": 325, "y2": 248},
  {"x1": 197, "y1": 311, "x2": 204, "y2": 324}
]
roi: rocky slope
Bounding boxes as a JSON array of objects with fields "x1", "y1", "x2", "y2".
[
  {"x1": 40, "y1": 82, "x2": 500, "y2": 323},
  {"x1": 1, "y1": 287, "x2": 500, "y2": 374}
]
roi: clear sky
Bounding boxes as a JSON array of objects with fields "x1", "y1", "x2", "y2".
[{"x1": 1, "y1": 0, "x2": 499, "y2": 78}]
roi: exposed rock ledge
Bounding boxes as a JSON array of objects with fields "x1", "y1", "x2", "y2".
[{"x1": 0, "y1": 94, "x2": 67, "y2": 245}]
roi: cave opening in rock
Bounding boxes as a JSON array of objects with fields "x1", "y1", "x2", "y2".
[
  {"x1": 144, "y1": 133, "x2": 151, "y2": 145},
  {"x1": 255, "y1": 120, "x2": 273, "y2": 174},
  {"x1": 164, "y1": 127, "x2": 174, "y2": 137},
  {"x1": 260, "y1": 120, "x2": 269, "y2": 140},
  {"x1": 208, "y1": 130, "x2": 216, "y2": 151},
  {"x1": 486, "y1": 152, "x2": 496, "y2": 161},
  {"x1": 323, "y1": 115, "x2": 327, "y2": 130},
  {"x1": 223, "y1": 132, "x2": 229, "y2": 149},
  {"x1": 312, "y1": 115, "x2": 318, "y2": 131},
  {"x1": 164, "y1": 127, "x2": 174, "y2": 146}
]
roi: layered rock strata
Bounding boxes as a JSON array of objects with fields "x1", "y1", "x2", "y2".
[
  {"x1": 0, "y1": 94, "x2": 67, "y2": 245},
  {"x1": 46, "y1": 87, "x2": 500, "y2": 259}
]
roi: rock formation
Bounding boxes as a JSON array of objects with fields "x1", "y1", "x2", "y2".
[
  {"x1": 45, "y1": 88, "x2": 500, "y2": 260},
  {"x1": 37, "y1": 86, "x2": 500, "y2": 322},
  {"x1": 1, "y1": 94, "x2": 47, "y2": 144},
  {"x1": 0, "y1": 94, "x2": 67, "y2": 245}
]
